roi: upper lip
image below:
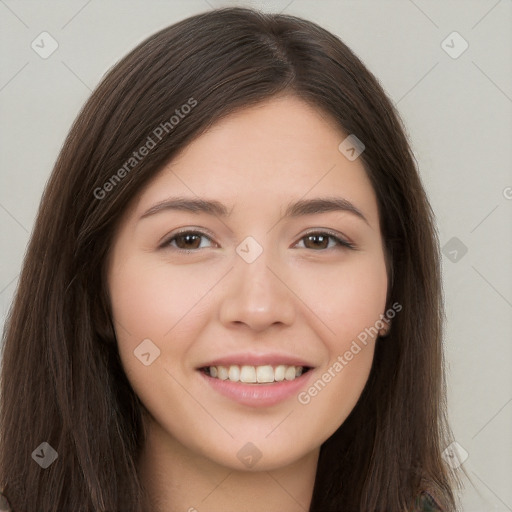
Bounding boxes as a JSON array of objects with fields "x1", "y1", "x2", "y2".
[{"x1": 198, "y1": 352, "x2": 315, "y2": 369}]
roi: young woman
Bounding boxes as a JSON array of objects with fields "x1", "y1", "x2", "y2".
[{"x1": 0, "y1": 7, "x2": 465, "y2": 511}]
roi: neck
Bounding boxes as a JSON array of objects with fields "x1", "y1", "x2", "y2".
[{"x1": 138, "y1": 417, "x2": 319, "y2": 512}]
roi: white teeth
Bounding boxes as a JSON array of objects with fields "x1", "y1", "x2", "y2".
[
  {"x1": 217, "y1": 366, "x2": 229, "y2": 380},
  {"x1": 206, "y1": 364, "x2": 306, "y2": 383},
  {"x1": 256, "y1": 365, "x2": 274, "y2": 383},
  {"x1": 240, "y1": 365, "x2": 257, "y2": 383},
  {"x1": 228, "y1": 365, "x2": 240, "y2": 382},
  {"x1": 274, "y1": 365, "x2": 286, "y2": 381},
  {"x1": 284, "y1": 366, "x2": 296, "y2": 381}
]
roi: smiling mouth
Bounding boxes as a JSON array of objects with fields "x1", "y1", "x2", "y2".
[{"x1": 200, "y1": 364, "x2": 313, "y2": 384}]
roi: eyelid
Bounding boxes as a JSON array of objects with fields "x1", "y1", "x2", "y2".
[
  {"x1": 159, "y1": 227, "x2": 356, "y2": 252},
  {"x1": 158, "y1": 226, "x2": 217, "y2": 248},
  {"x1": 295, "y1": 228, "x2": 356, "y2": 250}
]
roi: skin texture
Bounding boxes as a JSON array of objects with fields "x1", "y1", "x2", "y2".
[{"x1": 107, "y1": 94, "x2": 390, "y2": 512}]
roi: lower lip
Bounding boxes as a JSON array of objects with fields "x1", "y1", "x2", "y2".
[{"x1": 198, "y1": 370, "x2": 314, "y2": 407}]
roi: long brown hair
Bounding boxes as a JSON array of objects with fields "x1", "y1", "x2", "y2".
[{"x1": 1, "y1": 7, "x2": 462, "y2": 511}]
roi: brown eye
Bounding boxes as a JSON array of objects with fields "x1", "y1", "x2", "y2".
[
  {"x1": 303, "y1": 234, "x2": 330, "y2": 250},
  {"x1": 296, "y1": 232, "x2": 355, "y2": 251},
  {"x1": 162, "y1": 231, "x2": 214, "y2": 251},
  {"x1": 174, "y1": 233, "x2": 202, "y2": 250}
]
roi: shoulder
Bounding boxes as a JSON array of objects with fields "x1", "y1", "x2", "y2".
[{"x1": 413, "y1": 490, "x2": 444, "y2": 512}]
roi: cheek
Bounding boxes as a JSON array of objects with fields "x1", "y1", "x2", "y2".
[
  {"x1": 107, "y1": 255, "x2": 215, "y2": 413},
  {"x1": 108, "y1": 253, "x2": 228, "y2": 402},
  {"x1": 109, "y1": 254, "x2": 216, "y2": 343},
  {"x1": 296, "y1": 343, "x2": 375, "y2": 446},
  {"x1": 285, "y1": 252, "x2": 387, "y2": 430},
  {"x1": 292, "y1": 250, "x2": 388, "y2": 345}
]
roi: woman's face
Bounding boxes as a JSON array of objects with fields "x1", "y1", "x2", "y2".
[{"x1": 107, "y1": 94, "x2": 389, "y2": 471}]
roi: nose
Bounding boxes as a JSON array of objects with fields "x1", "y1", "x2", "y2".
[{"x1": 218, "y1": 250, "x2": 296, "y2": 332}]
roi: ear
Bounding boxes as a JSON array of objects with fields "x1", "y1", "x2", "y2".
[{"x1": 378, "y1": 318, "x2": 391, "y2": 337}]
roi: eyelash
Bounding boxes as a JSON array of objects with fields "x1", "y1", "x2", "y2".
[{"x1": 160, "y1": 229, "x2": 356, "y2": 253}]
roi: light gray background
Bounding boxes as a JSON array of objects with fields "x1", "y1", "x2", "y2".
[{"x1": 1, "y1": 1, "x2": 511, "y2": 510}]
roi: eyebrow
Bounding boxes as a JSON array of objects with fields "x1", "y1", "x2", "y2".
[{"x1": 139, "y1": 196, "x2": 370, "y2": 225}]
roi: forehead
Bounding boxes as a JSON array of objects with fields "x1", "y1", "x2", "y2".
[{"x1": 132, "y1": 94, "x2": 380, "y2": 228}]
